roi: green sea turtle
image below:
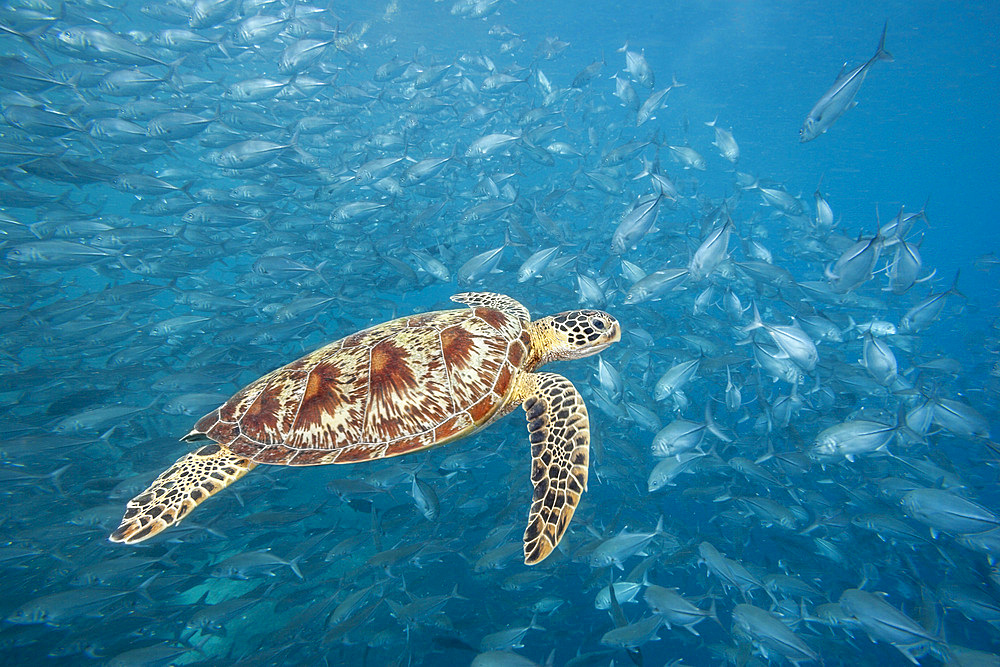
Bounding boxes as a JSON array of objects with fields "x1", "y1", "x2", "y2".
[{"x1": 110, "y1": 292, "x2": 620, "y2": 564}]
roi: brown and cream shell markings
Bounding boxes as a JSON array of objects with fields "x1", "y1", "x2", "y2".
[{"x1": 110, "y1": 292, "x2": 621, "y2": 565}]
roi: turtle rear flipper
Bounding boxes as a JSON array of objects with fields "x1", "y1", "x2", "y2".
[
  {"x1": 110, "y1": 444, "x2": 257, "y2": 544},
  {"x1": 519, "y1": 372, "x2": 590, "y2": 565}
]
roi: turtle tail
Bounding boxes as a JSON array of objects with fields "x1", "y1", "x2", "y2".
[{"x1": 109, "y1": 443, "x2": 257, "y2": 544}]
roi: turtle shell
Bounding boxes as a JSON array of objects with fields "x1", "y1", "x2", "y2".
[{"x1": 185, "y1": 305, "x2": 532, "y2": 466}]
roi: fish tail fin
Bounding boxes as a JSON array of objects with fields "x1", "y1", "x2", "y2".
[
  {"x1": 740, "y1": 300, "x2": 764, "y2": 334},
  {"x1": 164, "y1": 57, "x2": 188, "y2": 94},
  {"x1": 917, "y1": 195, "x2": 932, "y2": 225},
  {"x1": 704, "y1": 401, "x2": 733, "y2": 443},
  {"x1": 799, "y1": 598, "x2": 824, "y2": 628},
  {"x1": 287, "y1": 555, "x2": 304, "y2": 581},
  {"x1": 875, "y1": 22, "x2": 894, "y2": 62},
  {"x1": 895, "y1": 405, "x2": 926, "y2": 446},
  {"x1": 10, "y1": 22, "x2": 53, "y2": 65},
  {"x1": 136, "y1": 571, "x2": 161, "y2": 604},
  {"x1": 385, "y1": 598, "x2": 405, "y2": 619},
  {"x1": 707, "y1": 597, "x2": 721, "y2": 627},
  {"x1": 47, "y1": 463, "x2": 72, "y2": 496},
  {"x1": 755, "y1": 437, "x2": 776, "y2": 464},
  {"x1": 946, "y1": 269, "x2": 966, "y2": 299},
  {"x1": 705, "y1": 439, "x2": 724, "y2": 463}
]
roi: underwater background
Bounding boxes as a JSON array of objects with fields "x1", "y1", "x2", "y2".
[{"x1": 1, "y1": 0, "x2": 998, "y2": 665}]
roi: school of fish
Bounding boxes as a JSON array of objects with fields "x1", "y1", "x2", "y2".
[{"x1": 1, "y1": 1, "x2": 998, "y2": 666}]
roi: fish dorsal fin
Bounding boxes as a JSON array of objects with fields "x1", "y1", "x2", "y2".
[{"x1": 833, "y1": 62, "x2": 853, "y2": 83}]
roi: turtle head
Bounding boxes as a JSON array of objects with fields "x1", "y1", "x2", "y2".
[{"x1": 534, "y1": 310, "x2": 621, "y2": 364}]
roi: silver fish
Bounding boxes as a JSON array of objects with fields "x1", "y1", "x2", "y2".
[
  {"x1": 901, "y1": 489, "x2": 999, "y2": 536},
  {"x1": 743, "y1": 304, "x2": 819, "y2": 371},
  {"x1": 457, "y1": 245, "x2": 505, "y2": 285},
  {"x1": 654, "y1": 358, "x2": 700, "y2": 402},
  {"x1": 812, "y1": 415, "x2": 913, "y2": 462},
  {"x1": 800, "y1": 23, "x2": 893, "y2": 142},
  {"x1": 611, "y1": 194, "x2": 662, "y2": 254},
  {"x1": 636, "y1": 86, "x2": 671, "y2": 127},
  {"x1": 517, "y1": 246, "x2": 559, "y2": 282},
  {"x1": 732, "y1": 603, "x2": 818, "y2": 664},
  {"x1": 861, "y1": 332, "x2": 898, "y2": 386},
  {"x1": 688, "y1": 218, "x2": 733, "y2": 281},
  {"x1": 645, "y1": 585, "x2": 716, "y2": 635},
  {"x1": 624, "y1": 268, "x2": 689, "y2": 304},
  {"x1": 666, "y1": 144, "x2": 706, "y2": 171},
  {"x1": 705, "y1": 118, "x2": 739, "y2": 163},
  {"x1": 599, "y1": 614, "x2": 663, "y2": 649},
  {"x1": 619, "y1": 42, "x2": 654, "y2": 88},
  {"x1": 589, "y1": 517, "x2": 666, "y2": 569},
  {"x1": 838, "y1": 588, "x2": 941, "y2": 664}
]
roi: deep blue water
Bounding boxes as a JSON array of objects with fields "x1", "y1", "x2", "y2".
[{"x1": 1, "y1": 1, "x2": 998, "y2": 665}]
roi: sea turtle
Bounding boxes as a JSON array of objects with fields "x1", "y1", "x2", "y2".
[{"x1": 110, "y1": 292, "x2": 620, "y2": 564}]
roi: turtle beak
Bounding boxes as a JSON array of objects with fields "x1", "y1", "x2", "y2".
[
  {"x1": 609, "y1": 320, "x2": 621, "y2": 343},
  {"x1": 600, "y1": 318, "x2": 622, "y2": 346},
  {"x1": 590, "y1": 320, "x2": 621, "y2": 354}
]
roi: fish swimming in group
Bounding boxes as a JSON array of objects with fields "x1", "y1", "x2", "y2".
[{"x1": 0, "y1": 2, "x2": 995, "y2": 667}]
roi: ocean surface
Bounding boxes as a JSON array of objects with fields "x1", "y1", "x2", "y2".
[{"x1": 1, "y1": 0, "x2": 998, "y2": 665}]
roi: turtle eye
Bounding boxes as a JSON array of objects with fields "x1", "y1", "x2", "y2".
[{"x1": 591, "y1": 318, "x2": 606, "y2": 330}]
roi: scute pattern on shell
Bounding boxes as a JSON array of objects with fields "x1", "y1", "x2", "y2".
[{"x1": 185, "y1": 305, "x2": 529, "y2": 465}]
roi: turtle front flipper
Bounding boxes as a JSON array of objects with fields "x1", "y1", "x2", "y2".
[
  {"x1": 450, "y1": 291, "x2": 530, "y2": 322},
  {"x1": 109, "y1": 444, "x2": 257, "y2": 544},
  {"x1": 519, "y1": 372, "x2": 590, "y2": 565}
]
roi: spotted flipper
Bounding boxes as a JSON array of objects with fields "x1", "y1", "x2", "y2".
[
  {"x1": 109, "y1": 443, "x2": 257, "y2": 544},
  {"x1": 518, "y1": 372, "x2": 590, "y2": 565},
  {"x1": 450, "y1": 291, "x2": 530, "y2": 323}
]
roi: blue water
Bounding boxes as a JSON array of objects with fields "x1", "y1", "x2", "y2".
[{"x1": 1, "y1": 0, "x2": 998, "y2": 665}]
